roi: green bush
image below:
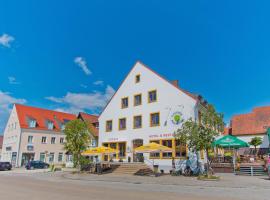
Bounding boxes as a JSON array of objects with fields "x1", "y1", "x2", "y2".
[{"x1": 224, "y1": 152, "x2": 233, "y2": 157}]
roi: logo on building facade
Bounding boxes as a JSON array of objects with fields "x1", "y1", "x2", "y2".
[{"x1": 171, "y1": 111, "x2": 184, "y2": 125}]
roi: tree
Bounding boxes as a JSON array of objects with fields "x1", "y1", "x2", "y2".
[
  {"x1": 175, "y1": 104, "x2": 224, "y2": 176},
  {"x1": 64, "y1": 119, "x2": 90, "y2": 168},
  {"x1": 249, "y1": 137, "x2": 262, "y2": 154}
]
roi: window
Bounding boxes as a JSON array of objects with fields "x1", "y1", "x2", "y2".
[
  {"x1": 40, "y1": 153, "x2": 45, "y2": 162},
  {"x1": 58, "y1": 153, "x2": 63, "y2": 162},
  {"x1": 27, "y1": 145, "x2": 34, "y2": 151},
  {"x1": 106, "y1": 120, "x2": 113, "y2": 132},
  {"x1": 51, "y1": 137, "x2": 56, "y2": 144},
  {"x1": 119, "y1": 118, "x2": 126, "y2": 130},
  {"x1": 133, "y1": 115, "x2": 142, "y2": 129},
  {"x1": 134, "y1": 94, "x2": 142, "y2": 106},
  {"x1": 41, "y1": 137, "x2": 47, "y2": 144},
  {"x1": 47, "y1": 121, "x2": 54, "y2": 130},
  {"x1": 121, "y1": 97, "x2": 129, "y2": 108},
  {"x1": 162, "y1": 140, "x2": 172, "y2": 158},
  {"x1": 61, "y1": 124, "x2": 65, "y2": 131},
  {"x1": 28, "y1": 136, "x2": 33, "y2": 144},
  {"x1": 118, "y1": 142, "x2": 126, "y2": 158},
  {"x1": 60, "y1": 137, "x2": 64, "y2": 144},
  {"x1": 49, "y1": 153, "x2": 54, "y2": 163},
  {"x1": 148, "y1": 90, "x2": 157, "y2": 103},
  {"x1": 6, "y1": 146, "x2": 12, "y2": 151},
  {"x1": 28, "y1": 119, "x2": 36, "y2": 128},
  {"x1": 109, "y1": 143, "x2": 117, "y2": 158},
  {"x1": 103, "y1": 142, "x2": 126, "y2": 160},
  {"x1": 175, "y1": 140, "x2": 187, "y2": 158},
  {"x1": 150, "y1": 113, "x2": 160, "y2": 127},
  {"x1": 150, "y1": 140, "x2": 160, "y2": 158},
  {"x1": 135, "y1": 74, "x2": 140, "y2": 83},
  {"x1": 91, "y1": 139, "x2": 97, "y2": 147}
]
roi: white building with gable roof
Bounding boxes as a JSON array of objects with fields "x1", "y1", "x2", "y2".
[{"x1": 98, "y1": 61, "x2": 206, "y2": 171}]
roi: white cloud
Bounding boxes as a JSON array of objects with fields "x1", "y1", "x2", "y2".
[
  {"x1": 74, "y1": 57, "x2": 91, "y2": 75},
  {"x1": 8, "y1": 76, "x2": 20, "y2": 85},
  {"x1": 80, "y1": 84, "x2": 88, "y2": 89},
  {"x1": 0, "y1": 33, "x2": 15, "y2": 48},
  {"x1": 45, "y1": 85, "x2": 115, "y2": 114},
  {"x1": 93, "y1": 80, "x2": 104, "y2": 86},
  {"x1": 0, "y1": 91, "x2": 26, "y2": 133}
]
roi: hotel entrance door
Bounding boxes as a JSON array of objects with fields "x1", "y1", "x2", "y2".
[{"x1": 133, "y1": 139, "x2": 143, "y2": 162}]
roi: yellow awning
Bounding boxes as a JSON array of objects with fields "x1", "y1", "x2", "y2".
[
  {"x1": 134, "y1": 142, "x2": 173, "y2": 153},
  {"x1": 82, "y1": 146, "x2": 119, "y2": 156}
]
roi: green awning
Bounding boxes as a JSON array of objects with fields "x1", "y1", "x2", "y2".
[{"x1": 213, "y1": 135, "x2": 249, "y2": 149}]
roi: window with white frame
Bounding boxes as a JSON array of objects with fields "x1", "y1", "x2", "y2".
[
  {"x1": 60, "y1": 137, "x2": 64, "y2": 144},
  {"x1": 41, "y1": 136, "x2": 47, "y2": 144},
  {"x1": 49, "y1": 153, "x2": 54, "y2": 163},
  {"x1": 47, "y1": 121, "x2": 54, "y2": 130},
  {"x1": 40, "y1": 153, "x2": 45, "y2": 162},
  {"x1": 28, "y1": 135, "x2": 33, "y2": 144},
  {"x1": 58, "y1": 153, "x2": 63, "y2": 162},
  {"x1": 51, "y1": 137, "x2": 56, "y2": 144},
  {"x1": 28, "y1": 119, "x2": 37, "y2": 128}
]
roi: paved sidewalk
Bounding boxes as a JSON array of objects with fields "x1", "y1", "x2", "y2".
[
  {"x1": 63, "y1": 172, "x2": 270, "y2": 189},
  {"x1": 1, "y1": 171, "x2": 269, "y2": 200}
]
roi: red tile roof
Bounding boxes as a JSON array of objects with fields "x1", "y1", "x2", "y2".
[
  {"x1": 78, "y1": 112, "x2": 98, "y2": 123},
  {"x1": 0, "y1": 136, "x2": 3, "y2": 149},
  {"x1": 78, "y1": 112, "x2": 99, "y2": 137},
  {"x1": 15, "y1": 104, "x2": 77, "y2": 132},
  {"x1": 231, "y1": 106, "x2": 270, "y2": 135}
]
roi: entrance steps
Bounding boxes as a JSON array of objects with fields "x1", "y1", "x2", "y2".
[
  {"x1": 237, "y1": 164, "x2": 266, "y2": 176},
  {"x1": 110, "y1": 163, "x2": 154, "y2": 176}
]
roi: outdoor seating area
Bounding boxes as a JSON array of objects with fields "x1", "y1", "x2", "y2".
[{"x1": 210, "y1": 135, "x2": 269, "y2": 175}]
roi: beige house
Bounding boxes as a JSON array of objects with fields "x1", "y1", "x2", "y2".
[{"x1": 1, "y1": 104, "x2": 77, "y2": 167}]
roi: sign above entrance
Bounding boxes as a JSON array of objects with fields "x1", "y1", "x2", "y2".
[{"x1": 149, "y1": 133, "x2": 175, "y2": 139}]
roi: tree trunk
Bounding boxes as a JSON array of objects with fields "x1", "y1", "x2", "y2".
[
  {"x1": 255, "y1": 146, "x2": 257, "y2": 155},
  {"x1": 205, "y1": 148, "x2": 212, "y2": 178}
]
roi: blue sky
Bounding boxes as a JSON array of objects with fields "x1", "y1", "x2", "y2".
[{"x1": 1, "y1": 0, "x2": 270, "y2": 133}]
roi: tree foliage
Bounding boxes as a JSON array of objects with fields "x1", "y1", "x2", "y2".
[
  {"x1": 175, "y1": 104, "x2": 224, "y2": 151},
  {"x1": 64, "y1": 119, "x2": 90, "y2": 168},
  {"x1": 249, "y1": 136, "x2": 262, "y2": 153},
  {"x1": 175, "y1": 104, "x2": 224, "y2": 175}
]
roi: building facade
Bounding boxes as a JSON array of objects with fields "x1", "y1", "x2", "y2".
[
  {"x1": 228, "y1": 106, "x2": 270, "y2": 153},
  {"x1": 99, "y1": 61, "x2": 206, "y2": 171},
  {"x1": 78, "y1": 112, "x2": 99, "y2": 148},
  {"x1": 1, "y1": 104, "x2": 77, "y2": 167}
]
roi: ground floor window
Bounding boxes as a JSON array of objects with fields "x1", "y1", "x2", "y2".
[
  {"x1": 162, "y1": 140, "x2": 173, "y2": 158},
  {"x1": 49, "y1": 153, "x2": 54, "y2": 163},
  {"x1": 58, "y1": 153, "x2": 63, "y2": 162},
  {"x1": 40, "y1": 153, "x2": 45, "y2": 162},
  {"x1": 102, "y1": 142, "x2": 127, "y2": 161},
  {"x1": 175, "y1": 139, "x2": 187, "y2": 158},
  {"x1": 150, "y1": 139, "x2": 187, "y2": 159},
  {"x1": 150, "y1": 140, "x2": 160, "y2": 158},
  {"x1": 118, "y1": 142, "x2": 126, "y2": 158}
]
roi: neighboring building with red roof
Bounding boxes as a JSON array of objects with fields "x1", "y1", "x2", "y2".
[
  {"x1": 1, "y1": 104, "x2": 77, "y2": 167},
  {"x1": 228, "y1": 106, "x2": 270, "y2": 150},
  {"x1": 77, "y1": 112, "x2": 99, "y2": 147}
]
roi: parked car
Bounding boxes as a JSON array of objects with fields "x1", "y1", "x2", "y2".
[
  {"x1": 25, "y1": 161, "x2": 50, "y2": 170},
  {"x1": 0, "y1": 162, "x2": 12, "y2": 171}
]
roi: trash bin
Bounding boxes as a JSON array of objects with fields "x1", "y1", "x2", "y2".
[{"x1": 153, "y1": 165, "x2": 159, "y2": 174}]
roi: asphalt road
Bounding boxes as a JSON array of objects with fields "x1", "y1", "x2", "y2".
[{"x1": 0, "y1": 171, "x2": 269, "y2": 200}]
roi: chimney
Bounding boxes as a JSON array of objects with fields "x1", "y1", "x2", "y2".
[{"x1": 171, "y1": 80, "x2": 179, "y2": 88}]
